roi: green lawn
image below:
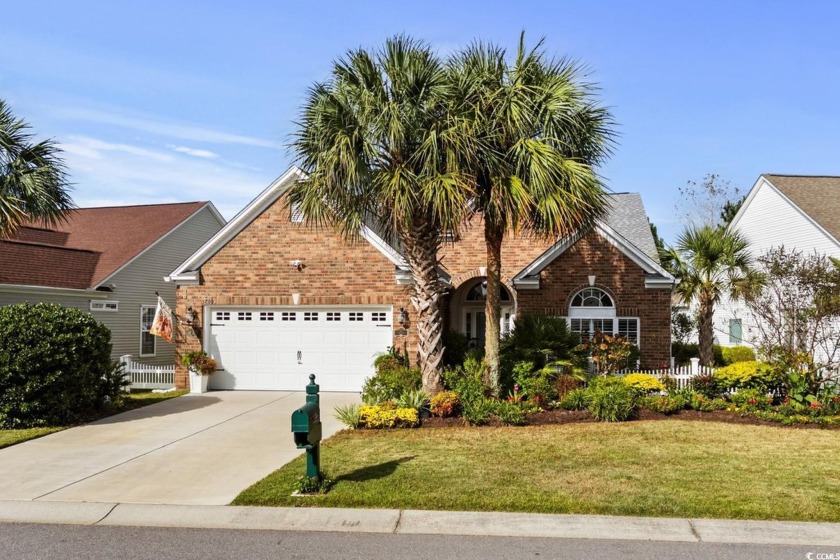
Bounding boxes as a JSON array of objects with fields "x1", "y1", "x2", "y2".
[
  {"x1": 234, "y1": 421, "x2": 840, "y2": 522},
  {"x1": 0, "y1": 389, "x2": 187, "y2": 449}
]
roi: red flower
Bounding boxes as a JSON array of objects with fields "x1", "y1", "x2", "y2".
[{"x1": 810, "y1": 401, "x2": 822, "y2": 410}]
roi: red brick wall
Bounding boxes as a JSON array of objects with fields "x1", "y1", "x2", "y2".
[
  {"x1": 516, "y1": 231, "x2": 672, "y2": 368},
  {"x1": 175, "y1": 195, "x2": 671, "y2": 387}
]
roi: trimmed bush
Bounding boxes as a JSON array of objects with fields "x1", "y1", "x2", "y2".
[
  {"x1": 642, "y1": 395, "x2": 686, "y2": 415},
  {"x1": 714, "y1": 361, "x2": 779, "y2": 392},
  {"x1": 0, "y1": 303, "x2": 115, "y2": 428},
  {"x1": 691, "y1": 373, "x2": 722, "y2": 398},
  {"x1": 359, "y1": 405, "x2": 419, "y2": 428},
  {"x1": 430, "y1": 391, "x2": 460, "y2": 417},
  {"x1": 622, "y1": 373, "x2": 665, "y2": 394},
  {"x1": 721, "y1": 346, "x2": 756, "y2": 365},
  {"x1": 588, "y1": 382, "x2": 638, "y2": 422}
]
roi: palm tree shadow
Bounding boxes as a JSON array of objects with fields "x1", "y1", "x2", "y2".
[{"x1": 336, "y1": 456, "x2": 415, "y2": 482}]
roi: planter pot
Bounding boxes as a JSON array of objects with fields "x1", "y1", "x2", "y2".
[{"x1": 189, "y1": 368, "x2": 210, "y2": 393}]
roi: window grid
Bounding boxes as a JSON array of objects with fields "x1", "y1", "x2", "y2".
[
  {"x1": 281, "y1": 312, "x2": 296, "y2": 321},
  {"x1": 238, "y1": 312, "x2": 252, "y2": 321},
  {"x1": 570, "y1": 288, "x2": 614, "y2": 308},
  {"x1": 371, "y1": 312, "x2": 386, "y2": 322},
  {"x1": 349, "y1": 312, "x2": 363, "y2": 321},
  {"x1": 140, "y1": 306, "x2": 156, "y2": 356},
  {"x1": 291, "y1": 202, "x2": 304, "y2": 223},
  {"x1": 304, "y1": 312, "x2": 319, "y2": 321},
  {"x1": 326, "y1": 312, "x2": 341, "y2": 321},
  {"x1": 215, "y1": 311, "x2": 231, "y2": 321},
  {"x1": 569, "y1": 317, "x2": 638, "y2": 344},
  {"x1": 259, "y1": 312, "x2": 275, "y2": 321}
]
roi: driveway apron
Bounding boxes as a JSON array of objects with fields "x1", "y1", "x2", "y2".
[{"x1": 0, "y1": 391, "x2": 359, "y2": 505}]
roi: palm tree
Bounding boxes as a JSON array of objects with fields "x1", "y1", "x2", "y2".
[
  {"x1": 447, "y1": 36, "x2": 615, "y2": 393},
  {"x1": 0, "y1": 99, "x2": 74, "y2": 238},
  {"x1": 661, "y1": 225, "x2": 754, "y2": 366},
  {"x1": 289, "y1": 36, "x2": 472, "y2": 394}
]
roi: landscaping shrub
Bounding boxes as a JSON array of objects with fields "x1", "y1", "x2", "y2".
[
  {"x1": 442, "y1": 330, "x2": 470, "y2": 368},
  {"x1": 688, "y1": 393, "x2": 729, "y2": 412},
  {"x1": 430, "y1": 391, "x2": 460, "y2": 417},
  {"x1": 396, "y1": 389, "x2": 429, "y2": 412},
  {"x1": 691, "y1": 373, "x2": 722, "y2": 399},
  {"x1": 493, "y1": 400, "x2": 528, "y2": 426},
  {"x1": 361, "y1": 365, "x2": 421, "y2": 404},
  {"x1": 553, "y1": 374, "x2": 581, "y2": 399},
  {"x1": 499, "y1": 313, "x2": 583, "y2": 383},
  {"x1": 443, "y1": 355, "x2": 491, "y2": 425},
  {"x1": 358, "y1": 405, "x2": 419, "y2": 428},
  {"x1": 0, "y1": 303, "x2": 116, "y2": 428},
  {"x1": 462, "y1": 398, "x2": 496, "y2": 426},
  {"x1": 729, "y1": 388, "x2": 773, "y2": 411},
  {"x1": 579, "y1": 332, "x2": 638, "y2": 374},
  {"x1": 621, "y1": 373, "x2": 665, "y2": 394},
  {"x1": 714, "y1": 361, "x2": 779, "y2": 392},
  {"x1": 642, "y1": 395, "x2": 686, "y2": 415},
  {"x1": 588, "y1": 382, "x2": 638, "y2": 422},
  {"x1": 721, "y1": 346, "x2": 756, "y2": 365},
  {"x1": 671, "y1": 342, "x2": 725, "y2": 366},
  {"x1": 512, "y1": 361, "x2": 556, "y2": 407},
  {"x1": 558, "y1": 388, "x2": 590, "y2": 410}
]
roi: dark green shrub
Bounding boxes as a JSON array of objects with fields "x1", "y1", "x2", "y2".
[
  {"x1": 511, "y1": 361, "x2": 556, "y2": 407},
  {"x1": 361, "y1": 366, "x2": 421, "y2": 404},
  {"x1": 588, "y1": 382, "x2": 638, "y2": 422},
  {"x1": 0, "y1": 303, "x2": 115, "y2": 428},
  {"x1": 462, "y1": 397, "x2": 495, "y2": 425},
  {"x1": 671, "y1": 342, "x2": 698, "y2": 366},
  {"x1": 691, "y1": 373, "x2": 722, "y2": 398},
  {"x1": 373, "y1": 345, "x2": 409, "y2": 374},
  {"x1": 558, "y1": 388, "x2": 590, "y2": 410},
  {"x1": 721, "y1": 346, "x2": 756, "y2": 365},
  {"x1": 642, "y1": 395, "x2": 686, "y2": 415},
  {"x1": 442, "y1": 330, "x2": 469, "y2": 368},
  {"x1": 500, "y1": 314, "x2": 583, "y2": 386},
  {"x1": 443, "y1": 355, "x2": 488, "y2": 424}
]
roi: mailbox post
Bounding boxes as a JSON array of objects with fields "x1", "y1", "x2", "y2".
[{"x1": 291, "y1": 374, "x2": 322, "y2": 481}]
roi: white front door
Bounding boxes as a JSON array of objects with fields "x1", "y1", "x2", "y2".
[{"x1": 206, "y1": 307, "x2": 392, "y2": 391}]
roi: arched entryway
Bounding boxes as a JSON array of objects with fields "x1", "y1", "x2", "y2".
[{"x1": 451, "y1": 278, "x2": 515, "y2": 348}]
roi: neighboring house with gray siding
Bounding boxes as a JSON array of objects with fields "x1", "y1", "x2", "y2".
[{"x1": 0, "y1": 202, "x2": 225, "y2": 365}]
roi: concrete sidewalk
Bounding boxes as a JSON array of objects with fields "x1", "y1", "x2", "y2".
[
  {"x1": 0, "y1": 391, "x2": 358, "y2": 505},
  {"x1": 0, "y1": 500, "x2": 838, "y2": 547}
]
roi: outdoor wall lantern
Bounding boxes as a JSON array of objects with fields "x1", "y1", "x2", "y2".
[
  {"x1": 397, "y1": 308, "x2": 409, "y2": 326},
  {"x1": 185, "y1": 307, "x2": 196, "y2": 326}
]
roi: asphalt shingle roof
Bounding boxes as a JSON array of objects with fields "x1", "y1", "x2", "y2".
[
  {"x1": 602, "y1": 192, "x2": 660, "y2": 261},
  {"x1": 0, "y1": 202, "x2": 208, "y2": 289},
  {"x1": 763, "y1": 174, "x2": 840, "y2": 243}
]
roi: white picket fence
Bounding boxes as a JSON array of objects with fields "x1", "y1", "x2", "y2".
[
  {"x1": 119, "y1": 355, "x2": 175, "y2": 390},
  {"x1": 614, "y1": 358, "x2": 715, "y2": 389}
]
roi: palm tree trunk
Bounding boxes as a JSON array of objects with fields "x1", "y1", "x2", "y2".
[
  {"x1": 401, "y1": 218, "x2": 445, "y2": 395},
  {"x1": 484, "y1": 223, "x2": 503, "y2": 397},
  {"x1": 698, "y1": 299, "x2": 715, "y2": 366}
]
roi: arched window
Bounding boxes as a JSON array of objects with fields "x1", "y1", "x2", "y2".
[
  {"x1": 570, "y1": 288, "x2": 613, "y2": 308},
  {"x1": 567, "y1": 288, "x2": 638, "y2": 344},
  {"x1": 465, "y1": 281, "x2": 511, "y2": 302}
]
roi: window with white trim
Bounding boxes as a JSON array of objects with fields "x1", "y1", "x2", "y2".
[
  {"x1": 215, "y1": 311, "x2": 231, "y2": 321},
  {"x1": 238, "y1": 312, "x2": 252, "y2": 321},
  {"x1": 90, "y1": 301, "x2": 119, "y2": 312},
  {"x1": 326, "y1": 312, "x2": 341, "y2": 321},
  {"x1": 140, "y1": 305, "x2": 156, "y2": 356},
  {"x1": 349, "y1": 312, "x2": 363, "y2": 321},
  {"x1": 566, "y1": 288, "x2": 639, "y2": 344},
  {"x1": 729, "y1": 319, "x2": 742, "y2": 344},
  {"x1": 281, "y1": 312, "x2": 296, "y2": 321},
  {"x1": 304, "y1": 312, "x2": 319, "y2": 321},
  {"x1": 259, "y1": 312, "x2": 274, "y2": 321}
]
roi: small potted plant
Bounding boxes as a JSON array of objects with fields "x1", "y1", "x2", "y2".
[{"x1": 180, "y1": 350, "x2": 217, "y2": 393}]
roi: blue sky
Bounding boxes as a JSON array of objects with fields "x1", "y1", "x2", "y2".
[{"x1": 2, "y1": 0, "x2": 838, "y2": 242}]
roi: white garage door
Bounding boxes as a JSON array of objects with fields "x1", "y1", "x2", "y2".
[{"x1": 206, "y1": 306, "x2": 393, "y2": 392}]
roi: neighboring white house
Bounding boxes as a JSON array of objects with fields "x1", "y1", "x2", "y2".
[
  {"x1": 0, "y1": 202, "x2": 225, "y2": 365},
  {"x1": 715, "y1": 174, "x2": 840, "y2": 349}
]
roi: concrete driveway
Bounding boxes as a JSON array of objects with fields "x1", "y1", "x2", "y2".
[{"x1": 0, "y1": 391, "x2": 359, "y2": 505}]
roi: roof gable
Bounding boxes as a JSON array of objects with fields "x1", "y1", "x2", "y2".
[
  {"x1": 761, "y1": 174, "x2": 840, "y2": 244},
  {"x1": 2, "y1": 201, "x2": 215, "y2": 290}
]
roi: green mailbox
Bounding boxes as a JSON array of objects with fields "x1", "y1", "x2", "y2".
[{"x1": 291, "y1": 374, "x2": 321, "y2": 480}]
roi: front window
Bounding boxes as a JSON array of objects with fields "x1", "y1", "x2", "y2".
[
  {"x1": 140, "y1": 305, "x2": 156, "y2": 356},
  {"x1": 729, "y1": 319, "x2": 742, "y2": 344},
  {"x1": 465, "y1": 281, "x2": 512, "y2": 302},
  {"x1": 567, "y1": 288, "x2": 638, "y2": 345}
]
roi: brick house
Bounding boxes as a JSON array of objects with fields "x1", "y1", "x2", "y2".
[{"x1": 168, "y1": 167, "x2": 674, "y2": 391}]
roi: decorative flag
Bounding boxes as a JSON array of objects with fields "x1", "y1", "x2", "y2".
[{"x1": 150, "y1": 295, "x2": 174, "y2": 343}]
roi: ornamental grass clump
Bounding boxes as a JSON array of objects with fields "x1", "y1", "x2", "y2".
[{"x1": 588, "y1": 382, "x2": 638, "y2": 422}]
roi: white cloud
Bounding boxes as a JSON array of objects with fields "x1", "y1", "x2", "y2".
[
  {"x1": 64, "y1": 136, "x2": 174, "y2": 162},
  {"x1": 168, "y1": 145, "x2": 219, "y2": 159},
  {"x1": 49, "y1": 106, "x2": 282, "y2": 149}
]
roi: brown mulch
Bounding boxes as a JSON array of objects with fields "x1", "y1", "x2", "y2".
[{"x1": 420, "y1": 408, "x2": 838, "y2": 430}]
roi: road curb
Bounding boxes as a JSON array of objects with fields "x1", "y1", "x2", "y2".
[{"x1": 1, "y1": 500, "x2": 839, "y2": 546}]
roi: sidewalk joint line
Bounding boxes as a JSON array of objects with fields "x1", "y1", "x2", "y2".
[
  {"x1": 92, "y1": 503, "x2": 119, "y2": 525},
  {"x1": 688, "y1": 519, "x2": 702, "y2": 542},
  {"x1": 393, "y1": 510, "x2": 403, "y2": 534}
]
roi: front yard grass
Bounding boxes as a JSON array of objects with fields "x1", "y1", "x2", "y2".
[
  {"x1": 0, "y1": 389, "x2": 187, "y2": 449},
  {"x1": 233, "y1": 421, "x2": 840, "y2": 522}
]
